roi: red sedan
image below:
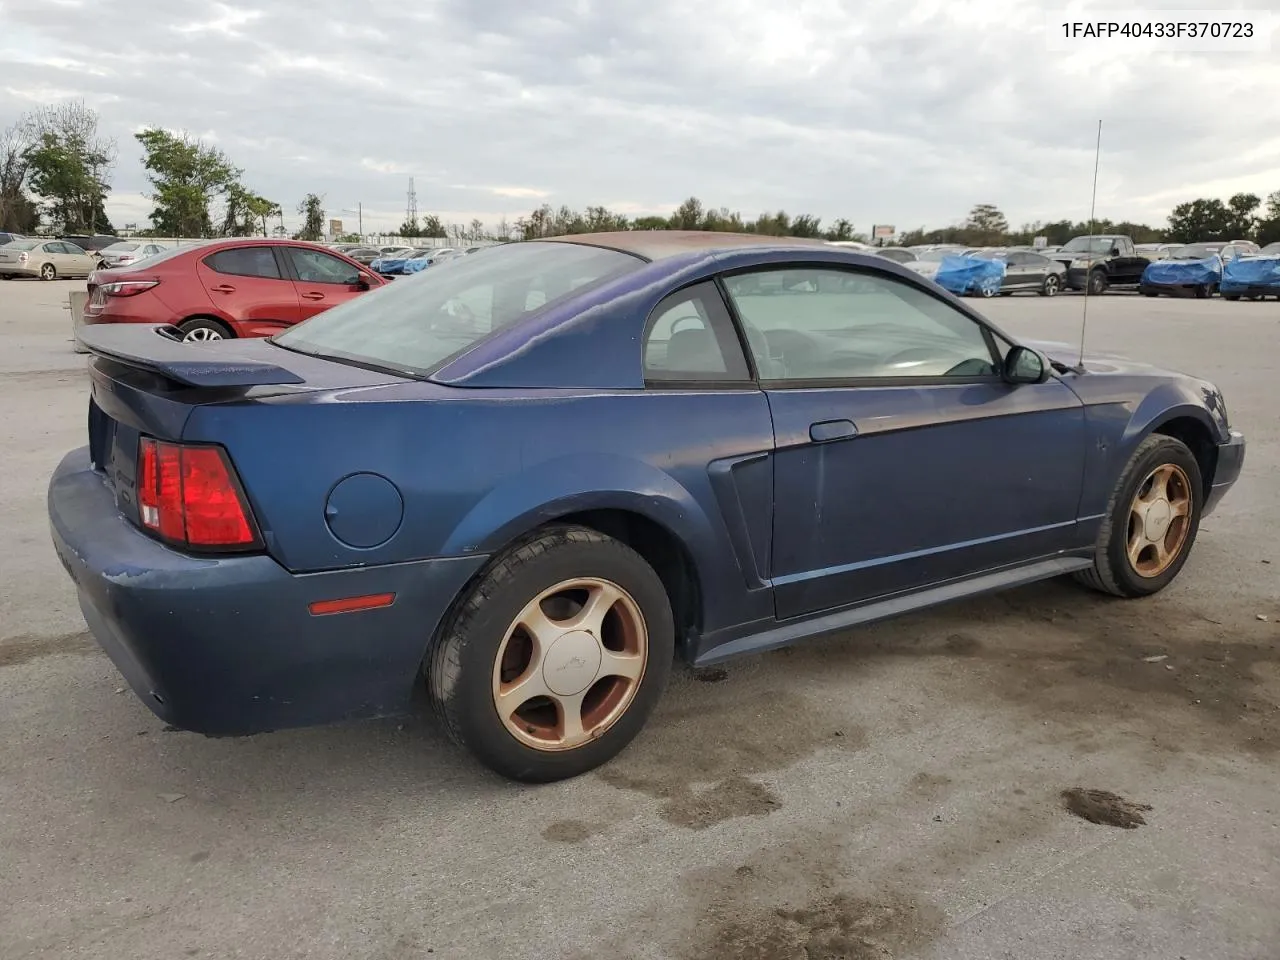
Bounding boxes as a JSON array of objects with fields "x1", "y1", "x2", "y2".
[{"x1": 84, "y1": 238, "x2": 387, "y2": 341}]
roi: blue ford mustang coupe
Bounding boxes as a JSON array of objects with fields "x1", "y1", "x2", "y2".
[{"x1": 49, "y1": 231, "x2": 1245, "y2": 782}]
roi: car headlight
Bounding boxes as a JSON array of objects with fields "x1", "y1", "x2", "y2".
[{"x1": 1070, "y1": 258, "x2": 1091, "y2": 268}]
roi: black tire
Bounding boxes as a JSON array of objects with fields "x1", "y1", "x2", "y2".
[
  {"x1": 1194, "y1": 283, "x2": 1211, "y2": 299},
  {"x1": 1086, "y1": 270, "x2": 1107, "y2": 295},
  {"x1": 1075, "y1": 434, "x2": 1203, "y2": 598},
  {"x1": 1222, "y1": 293, "x2": 1240, "y2": 301},
  {"x1": 40, "y1": 263, "x2": 56, "y2": 281},
  {"x1": 427, "y1": 525, "x2": 675, "y2": 782},
  {"x1": 177, "y1": 317, "x2": 233, "y2": 341},
  {"x1": 1039, "y1": 274, "x2": 1061, "y2": 297},
  {"x1": 1140, "y1": 286, "x2": 1158, "y2": 297}
]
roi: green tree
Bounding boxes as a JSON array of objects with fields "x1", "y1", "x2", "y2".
[
  {"x1": 1255, "y1": 191, "x2": 1280, "y2": 247},
  {"x1": 22, "y1": 101, "x2": 116, "y2": 234},
  {"x1": 1224, "y1": 192, "x2": 1260, "y2": 238},
  {"x1": 295, "y1": 193, "x2": 325, "y2": 241},
  {"x1": 789, "y1": 214, "x2": 824, "y2": 238},
  {"x1": 631, "y1": 215, "x2": 669, "y2": 230},
  {"x1": 419, "y1": 213, "x2": 445, "y2": 238},
  {"x1": 669, "y1": 197, "x2": 704, "y2": 231},
  {"x1": 398, "y1": 215, "x2": 420, "y2": 237},
  {"x1": 824, "y1": 219, "x2": 855, "y2": 241},
  {"x1": 136, "y1": 128, "x2": 240, "y2": 237},
  {"x1": 964, "y1": 203, "x2": 1009, "y2": 245},
  {"x1": 0, "y1": 118, "x2": 40, "y2": 232},
  {"x1": 219, "y1": 183, "x2": 278, "y2": 237},
  {"x1": 1165, "y1": 198, "x2": 1233, "y2": 243}
]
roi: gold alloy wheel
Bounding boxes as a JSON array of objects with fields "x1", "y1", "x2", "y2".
[
  {"x1": 1126, "y1": 462, "x2": 1193, "y2": 578},
  {"x1": 491, "y1": 577, "x2": 648, "y2": 752}
]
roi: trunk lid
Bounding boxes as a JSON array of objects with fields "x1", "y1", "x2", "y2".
[{"x1": 81, "y1": 324, "x2": 406, "y2": 526}]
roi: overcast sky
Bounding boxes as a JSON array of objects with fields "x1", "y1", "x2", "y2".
[{"x1": 2, "y1": 0, "x2": 1278, "y2": 235}]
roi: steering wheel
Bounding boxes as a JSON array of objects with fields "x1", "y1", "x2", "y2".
[{"x1": 668, "y1": 315, "x2": 704, "y2": 336}]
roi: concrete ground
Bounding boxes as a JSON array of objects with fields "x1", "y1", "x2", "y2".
[{"x1": 0, "y1": 278, "x2": 1277, "y2": 960}]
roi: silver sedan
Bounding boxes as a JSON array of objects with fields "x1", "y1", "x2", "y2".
[{"x1": 0, "y1": 239, "x2": 100, "y2": 280}]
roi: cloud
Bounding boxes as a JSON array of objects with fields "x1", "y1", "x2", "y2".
[{"x1": 1, "y1": 0, "x2": 1277, "y2": 234}]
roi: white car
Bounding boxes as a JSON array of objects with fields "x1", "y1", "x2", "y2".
[
  {"x1": 0, "y1": 239, "x2": 99, "y2": 280},
  {"x1": 97, "y1": 241, "x2": 168, "y2": 269}
]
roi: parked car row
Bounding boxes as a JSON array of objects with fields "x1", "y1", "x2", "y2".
[{"x1": 859, "y1": 244, "x2": 1066, "y2": 297}]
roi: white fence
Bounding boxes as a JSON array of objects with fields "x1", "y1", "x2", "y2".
[{"x1": 119, "y1": 236, "x2": 503, "y2": 251}]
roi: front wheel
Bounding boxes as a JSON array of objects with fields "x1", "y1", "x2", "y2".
[
  {"x1": 427, "y1": 525, "x2": 675, "y2": 782},
  {"x1": 1039, "y1": 274, "x2": 1061, "y2": 297},
  {"x1": 1194, "y1": 283, "x2": 1212, "y2": 299},
  {"x1": 1075, "y1": 435, "x2": 1202, "y2": 598},
  {"x1": 1222, "y1": 293, "x2": 1240, "y2": 301},
  {"x1": 40, "y1": 263, "x2": 56, "y2": 281},
  {"x1": 1087, "y1": 270, "x2": 1108, "y2": 295}
]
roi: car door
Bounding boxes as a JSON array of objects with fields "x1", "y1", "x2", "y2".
[
  {"x1": 59, "y1": 241, "x2": 96, "y2": 276},
  {"x1": 1017, "y1": 252, "x2": 1051, "y2": 290},
  {"x1": 195, "y1": 246, "x2": 302, "y2": 335},
  {"x1": 720, "y1": 265, "x2": 1088, "y2": 620},
  {"x1": 284, "y1": 247, "x2": 376, "y2": 321}
]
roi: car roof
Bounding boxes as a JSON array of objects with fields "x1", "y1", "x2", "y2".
[{"x1": 539, "y1": 230, "x2": 831, "y2": 262}]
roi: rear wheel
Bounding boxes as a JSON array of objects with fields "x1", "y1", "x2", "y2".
[
  {"x1": 40, "y1": 263, "x2": 55, "y2": 281},
  {"x1": 1087, "y1": 270, "x2": 1107, "y2": 295},
  {"x1": 1075, "y1": 435, "x2": 1202, "y2": 598},
  {"x1": 1195, "y1": 283, "x2": 1211, "y2": 299},
  {"x1": 427, "y1": 525, "x2": 675, "y2": 782},
  {"x1": 1039, "y1": 274, "x2": 1060, "y2": 297},
  {"x1": 1140, "y1": 285, "x2": 1158, "y2": 297},
  {"x1": 1222, "y1": 293, "x2": 1241, "y2": 301},
  {"x1": 177, "y1": 317, "x2": 233, "y2": 342}
]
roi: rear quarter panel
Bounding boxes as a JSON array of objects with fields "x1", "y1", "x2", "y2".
[{"x1": 182, "y1": 385, "x2": 778, "y2": 636}]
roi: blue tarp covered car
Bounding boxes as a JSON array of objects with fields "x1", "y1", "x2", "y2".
[
  {"x1": 1139, "y1": 256, "x2": 1222, "y2": 298},
  {"x1": 934, "y1": 255, "x2": 1006, "y2": 297},
  {"x1": 1220, "y1": 255, "x2": 1280, "y2": 300}
]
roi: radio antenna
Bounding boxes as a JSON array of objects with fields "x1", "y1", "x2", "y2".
[{"x1": 1077, "y1": 119, "x2": 1103, "y2": 371}]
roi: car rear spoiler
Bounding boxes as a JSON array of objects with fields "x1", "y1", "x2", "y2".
[{"x1": 76, "y1": 324, "x2": 305, "y2": 388}]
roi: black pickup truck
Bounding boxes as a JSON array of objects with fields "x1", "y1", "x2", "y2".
[{"x1": 1046, "y1": 235, "x2": 1153, "y2": 294}]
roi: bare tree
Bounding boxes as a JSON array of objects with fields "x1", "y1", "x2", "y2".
[
  {"x1": 0, "y1": 117, "x2": 39, "y2": 232},
  {"x1": 24, "y1": 100, "x2": 118, "y2": 233}
]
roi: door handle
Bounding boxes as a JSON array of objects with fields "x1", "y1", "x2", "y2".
[
  {"x1": 210, "y1": 284, "x2": 236, "y2": 294},
  {"x1": 809, "y1": 419, "x2": 858, "y2": 442},
  {"x1": 301, "y1": 292, "x2": 325, "y2": 300}
]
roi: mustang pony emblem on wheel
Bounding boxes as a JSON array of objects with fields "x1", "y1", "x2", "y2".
[{"x1": 48, "y1": 231, "x2": 1245, "y2": 782}]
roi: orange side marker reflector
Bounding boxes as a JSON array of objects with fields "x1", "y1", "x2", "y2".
[{"x1": 308, "y1": 593, "x2": 396, "y2": 616}]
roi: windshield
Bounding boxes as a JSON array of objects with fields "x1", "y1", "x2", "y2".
[
  {"x1": 875, "y1": 249, "x2": 915, "y2": 263},
  {"x1": 273, "y1": 241, "x2": 644, "y2": 376},
  {"x1": 1174, "y1": 244, "x2": 1221, "y2": 259},
  {"x1": 1062, "y1": 237, "x2": 1116, "y2": 254},
  {"x1": 916, "y1": 249, "x2": 962, "y2": 262}
]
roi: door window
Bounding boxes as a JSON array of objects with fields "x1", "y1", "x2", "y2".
[
  {"x1": 206, "y1": 247, "x2": 282, "y2": 279},
  {"x1": 721, "y1": 267, "x2": 999, "y2": 381},
  {"x1": 287, "y1": 248, "x2": 362, "y2": 285},
  {"x1": 643, "y1": 282, "x2": 751, "y2": 383},
  {"x1": 62, "y1": 242, "x2": 87, "y2": 255}
]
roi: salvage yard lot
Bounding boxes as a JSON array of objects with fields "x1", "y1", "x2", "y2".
[{"x1": 1, "y1": 282, "x2": 1277, "y2": 960}]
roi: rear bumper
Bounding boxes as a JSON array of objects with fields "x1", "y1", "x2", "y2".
[
  {"x1": 48, "y1": 447, "x2": 488, "y2": 735},
  {"x1": 1204, "y1": 430, "x2": 1246, "y2": 516}
]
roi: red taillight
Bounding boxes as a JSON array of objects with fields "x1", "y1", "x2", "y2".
[
  {"x1": 100, "y1": 280, "x2": 159, "y2": 297},
  {"x1": 136, "y1": 438, "x2": 260, "y2": 550}
]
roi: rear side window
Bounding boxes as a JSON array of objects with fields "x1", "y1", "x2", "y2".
[
  {"x1": 643, "y1": 282, "x2": 750, "y2": 383},
  {"x1": 206, "y1": 247, "x2": 282, "y2": 279},
  {"x1": 273, "y1": 241, "x2": 643, "y2": 376}
]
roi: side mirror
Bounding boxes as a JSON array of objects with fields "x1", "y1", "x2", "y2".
[
  {"x1": 352, "y1": 275, "x2": 371, "y2": 290},
  {"x1": 1003, "y1": 345, "x2": 1048, "y2": 384}
]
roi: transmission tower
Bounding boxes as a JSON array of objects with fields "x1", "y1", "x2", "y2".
[{"x1": 406, "y1": 177, "x2": 418, "y2": 229}]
